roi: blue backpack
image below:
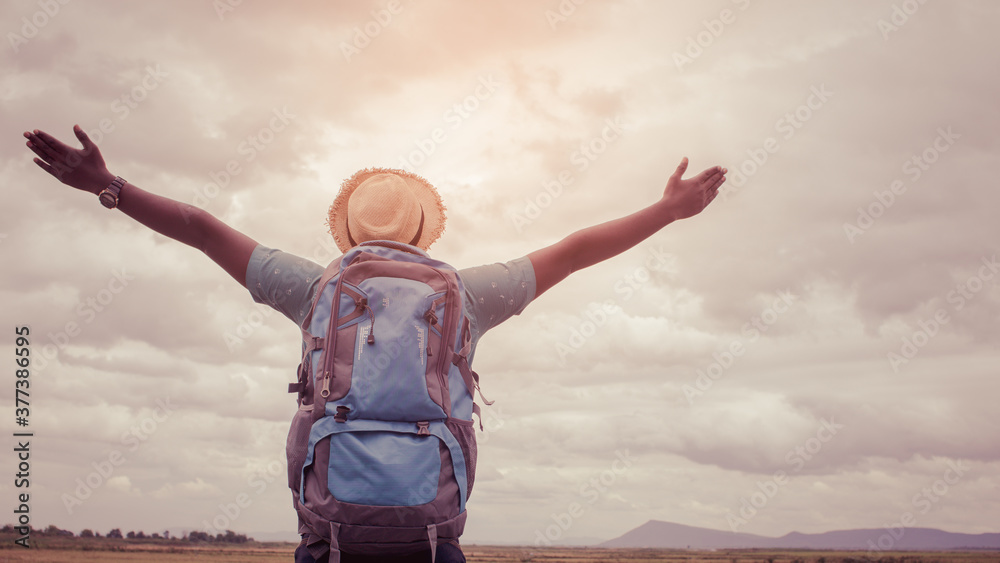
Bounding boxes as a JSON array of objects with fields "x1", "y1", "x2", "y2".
[{"x1": 285, "y1": 241, "x2": 488, "y2": 561}]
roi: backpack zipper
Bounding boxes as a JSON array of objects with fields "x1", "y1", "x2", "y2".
[
  {"x1": 423, "y1": 295, "x2": 447, "y2": 358},
  {"x1": 317, "y1": 262, "x2": 352, "y2": 414},
  {"x1": 360, "y1": 298, "x2": 375, "y2": 345},
  {"x1": 320, "y1": 369, "x2": 332, "y2": 398},
  {"x1": 432, "y1": 270, "x2": 457, "y2": 417}
]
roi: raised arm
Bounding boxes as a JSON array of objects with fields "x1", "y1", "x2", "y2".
[
  {"x1": 528, "y1": 157, "x2": 726, "y2": 297},
  {"x1": 24, "y1": 125, "x2": 258, "y2": 287}
]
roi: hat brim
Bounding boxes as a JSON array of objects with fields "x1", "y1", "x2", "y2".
[{"x1": 327, "y1": 167, "x2": 446, "y2": 254}]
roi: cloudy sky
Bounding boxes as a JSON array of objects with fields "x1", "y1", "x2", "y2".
[{"x1": 2, "y1": 0, "x2": 998, "y2": 546}]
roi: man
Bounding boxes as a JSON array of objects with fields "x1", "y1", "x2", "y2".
[{"x1": 23, "y1": 125, "x2": 726, "y2": 562}]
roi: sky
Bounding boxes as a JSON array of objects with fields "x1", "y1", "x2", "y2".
[{"x1": 1, "y1": 0, "x2": 998, "y2": 546}]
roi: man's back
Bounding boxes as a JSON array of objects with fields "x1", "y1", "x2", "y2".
[
  {"x1": 23, "y1": 124, "x2": 725, "y2": 561},
  {"x1": 247, "y1": 243, "x2": 535, "y2": 561},
  {"x1": 244, "y1": 244, "x2": 536, "y2": 348}
]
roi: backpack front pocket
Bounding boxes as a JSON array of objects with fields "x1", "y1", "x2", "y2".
[
  {"x1": 300, "y1": 419, "x2": 469, "y2": 512},
  {"x1": 328, "y1": 430, "x2": 440, "y2": 506}
]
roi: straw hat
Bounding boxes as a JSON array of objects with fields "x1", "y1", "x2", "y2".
[{"x1": 326, "y1": 167, "x2": 446, "y2": 253}]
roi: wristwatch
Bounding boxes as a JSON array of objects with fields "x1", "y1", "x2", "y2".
[{"x1": 99, "y1": 176, "x2": 126, "y2": 209}]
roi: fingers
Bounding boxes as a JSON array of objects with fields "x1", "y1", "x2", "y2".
[
  {"x1": 24, "y1": 131, "x2": 62, "y2": 164},
  {"x1": 703, "y1": 166, "x2": 726, "y2": 208},
  {"x1": 698, "y1": 165, "x2": 725, "y2": 180},
  {"x1": 671, "y1": 156, "x2": 689, "y2": 179},
  {"x1": 31, "y1": 129, "x2": 68, "y2": 153},
  {"x1": 704, "y1": 168, "x2": 725, "y2": 189},
  {"x1": 73, "y1": 124, "x2": 95, "y2": 150},
  {"x1": 709, "y1": 172, "x2": 727, "y2": 191},
  {"x1": 32, "y1": 157, "x2": 58, "y2": 178},
  {"x1": 25, "y1": 140, "x2": 54, "y2": 164},
  {"x1": 698, "y1": 165, "x2": 728, "y2": 189}
]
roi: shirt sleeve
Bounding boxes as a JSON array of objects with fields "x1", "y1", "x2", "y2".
[
  {"x1": 459, "y1": 255, "x2": 536, "y2": 339},
  {"x1": 245, "y1": 245, "x2": 325, "y2": 329}
]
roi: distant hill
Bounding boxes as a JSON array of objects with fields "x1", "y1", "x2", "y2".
[{"x1": 601, "y1": 520, "x2": 1000, "y2": 551}]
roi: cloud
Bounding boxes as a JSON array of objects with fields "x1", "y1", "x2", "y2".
[{"x1": 2, "y1": 0, "x2": 997, "y2": 545}]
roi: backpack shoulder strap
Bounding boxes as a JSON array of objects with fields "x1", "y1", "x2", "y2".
[
  {"x1": 358, "y1": 240, "x2": 425, "y2": 256},
  {"x1": 288, "y1": 255, "x2": 344, "y2": 395},
  {"x1": 299, "y1": 255, "x2": 346, "y2": 332}
]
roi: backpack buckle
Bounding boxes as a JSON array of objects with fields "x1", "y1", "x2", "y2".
[
  {"x1": 334, "y1": 406, "x2": 350, "y2": 423},
  {"x1": 416, "y1": 421, "x2": 430, "y2": 436}
]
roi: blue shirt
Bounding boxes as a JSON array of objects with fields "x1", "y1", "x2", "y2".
[{"x1": 245, "y1": 244, "x2": 536, "y2": 361}]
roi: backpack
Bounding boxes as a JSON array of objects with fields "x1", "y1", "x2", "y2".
[{"x1": 284, "y1": 241, "x2": 489, "y2": 561}]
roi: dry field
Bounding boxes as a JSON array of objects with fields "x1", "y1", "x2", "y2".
[{"x1": 2, "y1": 537, "x2": 998, "y2": 563}]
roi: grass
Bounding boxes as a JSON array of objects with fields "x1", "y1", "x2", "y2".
[{"x1": 1, "y1": 536, "x2": 998, "y2": 562}]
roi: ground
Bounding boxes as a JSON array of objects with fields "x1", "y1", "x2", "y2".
[{"x1": 1, "y1": 535, "x2": 997, "y2": 562}]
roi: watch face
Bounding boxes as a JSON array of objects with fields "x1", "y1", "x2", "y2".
[{"x1": 99, "y1": 191, "x2": 117, "y2": 208}]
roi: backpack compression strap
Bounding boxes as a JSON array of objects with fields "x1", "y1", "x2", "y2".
[
  {"x1": 452, "y1": 317, "x2": 493, "y2": 429},
  {"x1": 288, "y1": 333, "x2": 323, "y2": 394},
  {"x1": 322, "y1": 522, "x2": 438, "y2": 563},
  {"x1": 328, "y1": 522, "x2": 341, "y2": 563},
  {"x1": 427, "y1": 523, "x2": 438, "y2": 563}
]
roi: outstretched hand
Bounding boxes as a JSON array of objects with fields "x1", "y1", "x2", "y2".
[
  {"x1": 661, "y1": 157, "x2": 727, "y2": 221},
  {"x1": 23, "y1": 125, "x2": 114, "y2": 195}
]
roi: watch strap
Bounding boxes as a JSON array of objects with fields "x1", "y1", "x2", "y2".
[{"x1": 99, "y1": 176, "x2": 126, "y2": 209}]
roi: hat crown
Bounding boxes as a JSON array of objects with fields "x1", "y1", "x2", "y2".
[
  {"x1": 327, "y1": 167, "x2": 446, "y2": 253},
  {"x1": 347, "y1": 174, "x2": 421, "y2": 244}
]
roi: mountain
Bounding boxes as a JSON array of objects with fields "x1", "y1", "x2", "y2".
[
  {"x1": 601, "y1": 521, "x2": 773, "y2": 549},
  {"x1": 601, "y1": 520, "x2": 1000, "y2": 551}
]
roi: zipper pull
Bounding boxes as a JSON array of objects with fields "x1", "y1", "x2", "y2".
[
  {"x1": 361, "y1": 298, "x2": 375, "y2": 345},
  {"x1": 423, "y1": 308, "x2": 437, "y2": 356},
  {"x1": 423, "y1": 309, "x2": 438, "y2": 325},
  {"x1": 320, "y1": 370, "x2": 332, "y2": 398}
]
